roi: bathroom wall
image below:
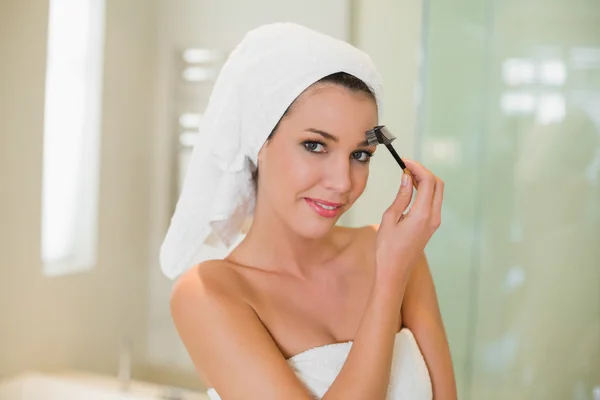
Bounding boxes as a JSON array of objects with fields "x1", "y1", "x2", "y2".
[
  {"x1": 0, "y1": 0, "x2": 158, "y2": 379},
  {"x1": 344, "y1": 0, "x2": 424, "y2": 226},
  {"x1": 0, "y1": 0, "x2": 50, "y2": 377}
]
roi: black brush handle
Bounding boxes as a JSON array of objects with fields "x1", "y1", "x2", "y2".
[
  {"x1": 385, "y1": 144, "x2": 417, "y2": 188},
  {"x1": 385, "y1": 143, "x2": 406, "y2": 169}
]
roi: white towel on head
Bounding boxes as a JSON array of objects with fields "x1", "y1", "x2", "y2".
[{"x1": 160, "y1": 22, "x2": 384, "y2": 280}]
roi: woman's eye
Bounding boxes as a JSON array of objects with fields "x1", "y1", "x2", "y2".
[
  {"x1": 303, "y1": 141, "x2": 326, "y2": 153},
  {"x1": 352, "y1": 150, "x2": 373, "y2": 162}
]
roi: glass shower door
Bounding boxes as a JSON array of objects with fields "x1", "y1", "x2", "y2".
[{"x1": 418, "y1": 1, "x2": 600, "y2": 398}]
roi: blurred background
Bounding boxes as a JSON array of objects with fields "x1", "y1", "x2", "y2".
[{"x1": 0, "y1": 0, "x2": 599, "y2": 399}]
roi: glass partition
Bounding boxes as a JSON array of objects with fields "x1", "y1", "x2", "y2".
[{"x1": 418, "y1": 1, "x2": 600, "y2": 398}]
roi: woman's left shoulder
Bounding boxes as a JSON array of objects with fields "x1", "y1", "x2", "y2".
[
  {"x1": 351, "y1": 224, "x2": 380, "y2": 240},
  {"x1": 335, "y1": 224, "x2": 379, "y2": 254}
]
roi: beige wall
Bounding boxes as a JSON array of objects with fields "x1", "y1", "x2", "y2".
[
  {"x1": 0, "y1": 0, "x2": 50, "y2": 377},
  {"x1": 0, "y1": 0, "x2": 158, "y2": 379},
  {"x1": 344, "y1": 0, "x2": 423, "y2": 227}
]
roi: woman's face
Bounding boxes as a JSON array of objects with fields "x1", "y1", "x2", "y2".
[{"x1": 256, "y1": 83, "x2": 378, "y2": 239}]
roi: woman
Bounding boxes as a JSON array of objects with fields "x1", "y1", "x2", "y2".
[{"x1": 162, "y1": 23, "x2": 456, "y2": 399}]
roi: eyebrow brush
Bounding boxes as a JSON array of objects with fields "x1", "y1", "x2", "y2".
[{"x1": 365, "y1": 125, "x2": 416, "y2": 188}]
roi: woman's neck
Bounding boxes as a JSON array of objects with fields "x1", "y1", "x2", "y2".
[{"x1": 229, "y1": 202, "x2": 342, "y2": 277}]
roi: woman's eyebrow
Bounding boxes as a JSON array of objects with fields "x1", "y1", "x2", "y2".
[{"x1": 304, "y1": 128, "x2": 371, "y2": 147}]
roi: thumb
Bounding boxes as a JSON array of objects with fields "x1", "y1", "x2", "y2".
[{"x1": 383, "y1": 173, "x2": 413, "y2": 223}]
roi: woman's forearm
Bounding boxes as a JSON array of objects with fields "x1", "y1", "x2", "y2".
[
  {"x1": 403, "y1": 254, "x2": 457, "y2": 400},
  {"x1": 322, "y1": 267, "x2": 411, "y2": 400},
  {"x1": 410, "y1": 314, "x2": 456, "y2": 399}
]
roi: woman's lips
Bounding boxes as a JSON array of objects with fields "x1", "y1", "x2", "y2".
[{"x1": 304, "y1": 198, "x2": 343, "y2": 218}]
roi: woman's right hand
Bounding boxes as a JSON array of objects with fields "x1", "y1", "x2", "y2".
[{"x1": 375, "y1": 159, "x2": 444, "y2": 280}]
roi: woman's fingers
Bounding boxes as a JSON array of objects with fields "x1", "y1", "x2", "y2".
[
  {"x1": 402, "y1": 159, "x2": 435, "y2": 215},
  {"x1": 431, "y1": 176, "x2": 444, "y2": 229},
  {"x1": 382, "y1": 173, "x2": 414, "y2": 224}
]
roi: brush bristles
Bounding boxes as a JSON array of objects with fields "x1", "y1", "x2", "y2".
[
  {"x1": 365, "y1": 125, "x2": 396, "y2": 146},
  {"x1": 379, "y1": 126, "x2": 396, "y2": 144},
  {"x1": 365, "y1": 129, "x2": 380, "y2": 146}
]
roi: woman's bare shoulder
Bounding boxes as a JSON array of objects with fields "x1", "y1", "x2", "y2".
[
  {"x1": 169, "y1": 260, "x2": 310, "y2": 399},
  {"x1": 366, "y1": 223, "x2": 380, "y2": 232},
  {"x1": 339, "y1": 224, "x2": 379, "y2": 246},
  {"x1": 169, "y1": 259, "x2": 249, "y2": 316}
]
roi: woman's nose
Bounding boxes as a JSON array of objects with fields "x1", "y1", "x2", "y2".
[{"x1": 323, "y1": 156, "x2": 352, "y2": 193}]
